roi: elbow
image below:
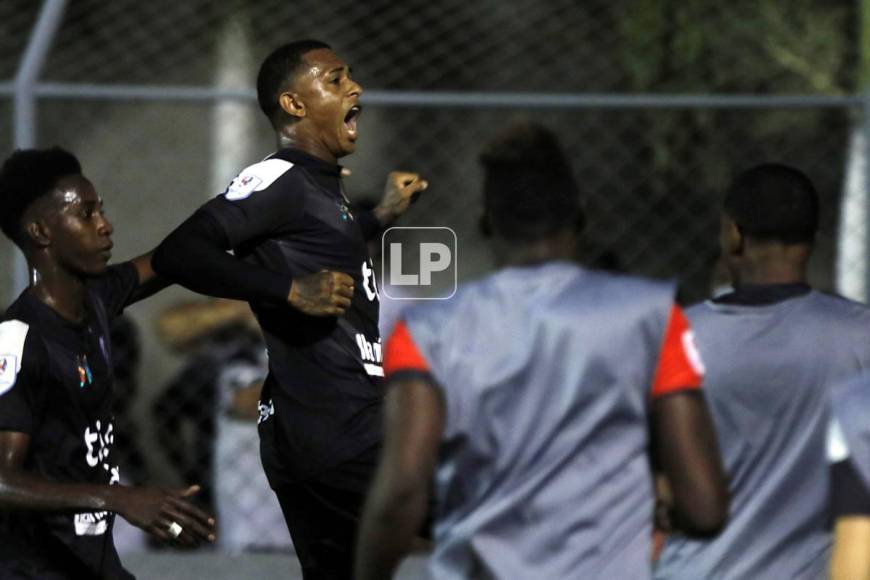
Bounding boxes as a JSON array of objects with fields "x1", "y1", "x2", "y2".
[{"x1": 150, "y1": 242, "x2": 173, "y2": 279}]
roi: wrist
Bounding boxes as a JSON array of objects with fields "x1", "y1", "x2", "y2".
[
  {"x1": 101, "y1": 485, "x2": 129, "y2": 513},
  {"x1": 373, "y1": 205, "x2": 395, "y2": 227}
]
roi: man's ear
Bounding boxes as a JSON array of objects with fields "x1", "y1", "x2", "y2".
[
  {"x1": 24, "y1": 219, "x2": 51, "y2": 248},
  {"x1": 279, "y1": 92, "x2": 305, "y2": 120},
  {"x1": 721, "y1": 216, "x2": 743, "y2": 257}
]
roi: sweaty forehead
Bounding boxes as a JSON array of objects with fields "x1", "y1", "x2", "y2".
[
  {"x1": 300, "y1": 48, "x2": 347, "y2": 77},
  {"x1": 52, "y1": 174, "x2": 98, "y2": 206}
]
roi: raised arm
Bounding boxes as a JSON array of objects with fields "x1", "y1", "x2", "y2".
[{"x1": 123, "y1": 251, "x2": 170, "y2": 304}]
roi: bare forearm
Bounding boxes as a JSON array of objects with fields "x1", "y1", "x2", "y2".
[
  {"x1": 356, "y1": 486, "x2": 427, "y2": 580},
  {"x1": 0, "y1": 470, "x2": 127, "y2": 514},
  {"x1": 831, "y1": 518, "x2": 870, "y2": 580},
  {"x1": 128, "y1": 251, "x2": 171, "y2": 303}
]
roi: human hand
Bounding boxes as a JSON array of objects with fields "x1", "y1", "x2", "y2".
[
  {"x1": 374, "y1": 171, "x2": 428, "y2": 225},
  {"x1": 116, "y1": 484, "x2": 215, "y2": 547},
  {"x1": 288, "y1": 271, "x2": 354, "y2": 316}
]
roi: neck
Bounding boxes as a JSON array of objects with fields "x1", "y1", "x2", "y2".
[
  {"x1": 276, "y1": 128, "x2": 336, "y2": 164},
  {"x1": 27, "y1": 258, "x2": 87, "y2": 323},
  {"x1": 730, "y1": 243, "x2": 810, "y2": 287},
  {"x1": 494, "y1": 232, "x2": 576, "y2": 268}
]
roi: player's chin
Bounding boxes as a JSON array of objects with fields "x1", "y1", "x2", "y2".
[
  {"x1": 83, "y1": 257, "x2": 111, "y2": 276},
  {"x1": 337, "y1": 129, "x2": 358, "y2": 155},
  {"x1": 337, "y1": 140, "x2": 357, "y2": 157}
]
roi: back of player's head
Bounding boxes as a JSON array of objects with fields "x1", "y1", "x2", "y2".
[
  {"x1": 724, "y1": 163, "x2": 819, "y2": 244},
  {"x1": 0, "y1": 147, "x2": 82, "y2": 249},
  {"x1": 257, "y1": 39, "x2": 332, "y2": 126},
  {"x1": 480, "y1": 122, "x2": 582, "y2": 241}
]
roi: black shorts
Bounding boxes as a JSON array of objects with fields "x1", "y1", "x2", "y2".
[
  {"x1": 274, "y1": 447, "x2": 433, "y2": 580},
  {"x1": 276, "y1": 479, "x2": 366, "y2": 580}
]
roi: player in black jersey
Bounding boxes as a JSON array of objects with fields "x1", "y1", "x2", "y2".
[
  {"x1": 152, "y1": 40, "x2": 427, "y2": 579},
  {"x1": 0, "y1": 148, "x2": 215, "y2": 579}
]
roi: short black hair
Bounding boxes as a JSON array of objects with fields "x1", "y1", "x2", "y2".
[
  {"x1": 724, "y1": 163, "x2": 819, "y2": 244},
  {"x1": 0, "y1": 147, "x2": 82, "y2": 248},
  {"x1": 480, "y1": 122, "x2": 582, "y2": 241},
  {"x1": 256, "y1": 40, "x2": 332, "y2": 126}
]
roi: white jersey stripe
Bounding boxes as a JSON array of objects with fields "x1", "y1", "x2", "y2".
[{"x1": 0, "y1": 320, "x2": 30, "y2": 395}]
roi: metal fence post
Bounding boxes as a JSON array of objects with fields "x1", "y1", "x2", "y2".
[
  {"x1": 10, "y1": 0, "x2": 68, "y2": 301},
  {"x1": 864, "y1": 93, "x2": 870, "y2": 303}
]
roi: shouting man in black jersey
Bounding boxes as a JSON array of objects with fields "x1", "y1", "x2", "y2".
[
  {"x1": 0, "y1": 148, "x2": 215, "y2": 580},
  {"x1": 152, "y1": 40, "x2": 428, "y2": 579}
]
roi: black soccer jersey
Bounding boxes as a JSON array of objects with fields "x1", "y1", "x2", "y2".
[
  {"x1": 156, "y1": 148, "x2": 384, "y2": 488},
  {"x1": 0, "y1": 264, "x2": 139, "y2": 580}
]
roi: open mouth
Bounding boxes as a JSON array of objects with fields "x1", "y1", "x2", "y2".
[{"x1": 344, "y1": 105, "x2": 362, "y2": 140}]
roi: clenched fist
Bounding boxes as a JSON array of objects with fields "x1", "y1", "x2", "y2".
[
  {"x1": 288, "y1": 270, "x2": 355, "y2": 316},
  {"x1": 373, "y1": 171, "x2": 429, "y2": 226}
]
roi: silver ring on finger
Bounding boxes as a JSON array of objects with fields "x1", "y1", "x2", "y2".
[{"x1": 168, "y1": 521, "x2": 183, "y2": 539}]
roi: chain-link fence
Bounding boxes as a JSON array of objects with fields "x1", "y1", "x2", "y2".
[{"x1": 1, "y1": 0, "x2": 869, "y2": 574}]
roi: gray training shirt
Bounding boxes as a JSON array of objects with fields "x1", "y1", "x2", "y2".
[
  {"x1": 656, "y1": 289, "x2": 870, "y2": 580},
  {"x1": 385, "y1": 262, "x2": 705, "y2": 580}
]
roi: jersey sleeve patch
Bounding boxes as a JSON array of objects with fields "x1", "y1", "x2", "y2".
[
  {"x1": 383, "y1": 320, "x2": 431, "y2": 377},
  {"x1": 224, "y1": 158, "x2": 294, "y2": 201},
  {"x1": 0, "y1": 320, "x2": 30, "y2": 395},
  {"x1": 651, "y1": 305, "x2": 704, "y2": 398}
]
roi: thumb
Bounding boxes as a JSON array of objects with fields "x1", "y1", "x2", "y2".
[{"x1": 179, "y1": 484, "x2": 201, "y2": 498}]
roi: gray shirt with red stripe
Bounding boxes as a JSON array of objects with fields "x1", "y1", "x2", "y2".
[
  {"x1": 656, "y1": 290, "x2": 870, "y2": 580},
  {"x1": 391, "y1": 262, "x2": 696, "y2": 580}
]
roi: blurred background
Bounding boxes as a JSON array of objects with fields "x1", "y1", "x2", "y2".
[{"x1": 1, "y1": 0, "x2": 869, "y2": 577}]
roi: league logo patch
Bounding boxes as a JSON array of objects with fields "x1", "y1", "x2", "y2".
[
  {"x1": 0, "y1": 354, "x2": 17, "y2": 394},
  {"x1": 338, "y1": 201, "x2": 354, "y2": 222},
  {"x1": 225, "y1": 173, "x2": 263, "y2": 201},
  {"x1": 682, "y1": 330, "x2": 706, "y2": 375},
  {"x1": 77, "y1": 354, "x2": 94, "y2": 389}
]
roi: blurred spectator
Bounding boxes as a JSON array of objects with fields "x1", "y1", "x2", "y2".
[
  {"x1": 214, "y1": 350, "x2": 293, "y2": 553},
  {"x1": 154, "y1": 298, "x2": 293, "y2": 553},
  {"x1": 152, "y1": 299, "x2": 261, "y2": 513}
]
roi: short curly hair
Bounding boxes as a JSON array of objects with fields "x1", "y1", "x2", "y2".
[
  {"x1": 256, "y1": 40, "x2": 332, "y2": 127},
  {"x1": 724, "y1": 163, "x2": 819, "y2": 244},
  {"x1": 0, "y1": 147, "x2": 82, "y2": 248},
  {"x1": 480, "y1": 122, "x2": 583, "y2": 241}
]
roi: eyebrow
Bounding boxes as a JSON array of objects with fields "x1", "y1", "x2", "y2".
[{"x1": 326, "y1": 65, "x2": 350, "y2": 76}]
